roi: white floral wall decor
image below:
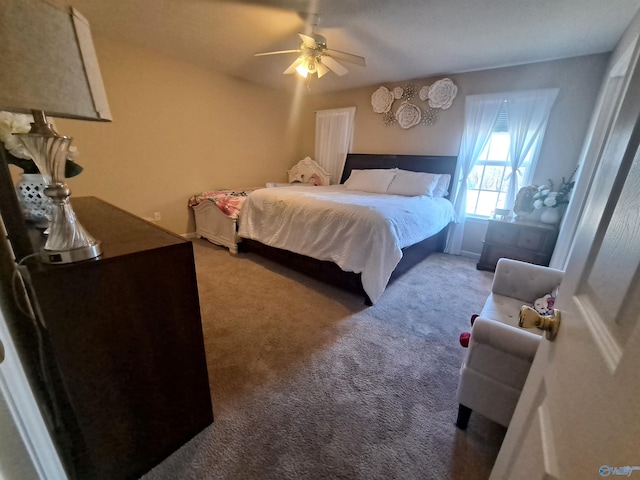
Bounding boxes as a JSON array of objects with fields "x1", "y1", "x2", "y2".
[
  {"x1": 428, "y1": 78, "x2": 458, "y2": 109},
  {"x1": 421, "y1": 107, "x2": 439, "y2": 126},
  {"x1": 370, "y1": 78, "x2": 458, "y2": 129},
  {"x1": 371, "y1": 86, "x2": 394, "y2": 113},
  {"x1": 383, "y1": 111, "x2": 397, "y2": 127},
  {"x1": 401, "y1": 84, "x2": 417, "y2": 101},
  {"x1": 418, "y1": 85, "x2": 429, "y2": 101},
  {"x1": 396, "y1": 102, "x2": 422, "y2": 129}
]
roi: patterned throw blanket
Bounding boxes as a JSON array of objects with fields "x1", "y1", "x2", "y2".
[{"x1": 188, "y1": 189, "x2": 254, "y2": 218}]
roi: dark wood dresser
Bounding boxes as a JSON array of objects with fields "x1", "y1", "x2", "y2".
[
  {"x1": 477, "y1": 219, "x2": 559, "y2": 271},
  {"x1": 24, "y1": 197, "x2": 213, "y2": 480}
]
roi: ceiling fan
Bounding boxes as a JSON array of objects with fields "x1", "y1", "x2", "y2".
[{"x1": 255, "y1": 31, "x2": 366, "y2": 79}]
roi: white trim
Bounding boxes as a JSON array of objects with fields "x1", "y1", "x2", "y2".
[
  {"x1": 0, "y1": 309, "x2": 68, "y2": 480},
  {"x1": 182, "y1": 232, "x2": 197, "y2": 239},
  {"x1": 539, "y1": 402, "x2": 561, "y2": 480},
  {"x1": 460, "y1": 250, "x2": 481, "y2": 260}
]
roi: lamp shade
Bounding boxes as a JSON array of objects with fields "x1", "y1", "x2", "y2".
[{"x1": 0, "y1": 0, "x2": 111, "y2": 122}]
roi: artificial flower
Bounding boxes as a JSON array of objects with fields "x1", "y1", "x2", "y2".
[
  {"x1": 530, "y1": 175, "x2": 576, "y2": 210},
  {"x1": 396, "y1": 102, "x2": 422, "y2": 129},
  {"x1": 428, "y1": 78, "x2": 458, "y2": 109},
  {"x1": 371, "y1": 86, "x2": 394, "y2": 113},
  {"x1": 0, "y1": 110, "x2": 83, "y2": 177}
]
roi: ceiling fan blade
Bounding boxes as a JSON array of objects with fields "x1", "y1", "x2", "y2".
[
  {"x1": 316, "y1": 61, "x2": 330, "y2": 78},
  {"x1": 324, "y1": 49, "x2": 366, "y2": 67},
  {"x1": 321, "y1": 56, "x2": 349, "y2": 76},
  {"x1": 283, "y1": 56, "x2": 304, "y2": 75},
  {"x1": 298, "y1": 33, "x2": 318, "y2": 49},
  {"x1": 255, "y1": 49, "x2": 301, "y2": 57}
]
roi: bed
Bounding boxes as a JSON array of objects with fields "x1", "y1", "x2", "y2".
[
  {"x1": 189, "y1": 157, "x2": 330, "y2": 254},
  {"x1": 238, "y1": 153, "x2": 458, "y2": 304},
  {"x1": 189, "y1": 189, "x2": 254, "y2": 254}
]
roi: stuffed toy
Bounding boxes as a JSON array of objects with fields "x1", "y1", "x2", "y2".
[
  {"x1": 533, "y1": 292, "x2": 556, "y2": 316},
  {"x1": 459, "y1": 292, "x2": 557, "y2": 348}
]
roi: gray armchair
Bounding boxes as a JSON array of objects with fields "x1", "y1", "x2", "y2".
[{"x1": 456, "y1": 258, "x2": 564, "y2": 429}]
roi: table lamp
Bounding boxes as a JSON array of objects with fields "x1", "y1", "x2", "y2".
[{"x1": 0, "y1": 0, "x2": 112, "y2": 264}]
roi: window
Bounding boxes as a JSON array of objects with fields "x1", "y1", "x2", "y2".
[
  {"x1": 465, "y1": 104, "x2": 533, "y2": 217},
  {"x1": 446, "y1": 89, "x2": 557, "y2": 255}
]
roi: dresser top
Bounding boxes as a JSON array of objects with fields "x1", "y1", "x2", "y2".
[
  {"x1": 27, "y1": 197, "x2": 188, "y2": 268},
  {"x1": 489, "y1": 218, "x2": 559, "y2": 231}
]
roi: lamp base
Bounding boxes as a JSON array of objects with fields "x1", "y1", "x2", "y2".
[{"x1": 41, "y1": 242, "x2": 102, "y2": 264}]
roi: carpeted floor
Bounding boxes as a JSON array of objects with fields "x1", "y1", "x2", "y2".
[{"x1": 141, "y1": 239, "x2": 506, "y2": 480}]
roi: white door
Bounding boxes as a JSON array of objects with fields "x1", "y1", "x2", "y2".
[
  {"x1": 491, "y1": 24, "x2": 640, "y2": 480},
  {"x1": 0, "y1": 307, "x2": 67, "y2": 480}
]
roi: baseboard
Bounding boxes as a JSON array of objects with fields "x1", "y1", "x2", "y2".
[
  {"x1": 460, "y1": 250, "x2": 480, "y2": 261},
  {"x1": 182, "y1": 232, "x2": 197, "y2": 239}
]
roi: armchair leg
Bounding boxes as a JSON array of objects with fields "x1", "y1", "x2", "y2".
[{"x1": 456, "y1": 404, "x2": 472, "y2": 430}]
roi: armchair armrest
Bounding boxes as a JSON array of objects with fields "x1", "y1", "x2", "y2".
[
  {"x1": 491, "y1": 258, "x2": 564, "y2": 303},
  {"x1": 470, "y1": 317, "x2": 541, "y2": 362}
]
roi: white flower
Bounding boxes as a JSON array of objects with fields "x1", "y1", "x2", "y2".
[
  {"x1": 544, "y1": 197, "x2": 557, "y2": 207},
  {"x1": 395, "y1": 102, "x2": 422, "y2": 129},
  {"x1": 393, "y1": 87, "x2": 403, "y2": 99},
  {"x1": 419, "y1": 85, "x2": 430, "y2": 101},
  {"x1": 428, "y1": 78, "x2": 458, "y2": 109},
  {"x1": 0, "y1": 111, "x2": 33, "y2": 159},
  {"x1": 0, "y1": 110, "x2": 80, "y2": 166},
  {"x1": 547, "y1": 191, "x2": 558, "y2": 197},
  {"x1": 541, "y1": 189, "x2": 550, "y2": 196},
  {"x1": 533, "y1": 199, "x2": 544, "y2": 209},
  {"x1": 371, "y1": 86, "x2": 394, "y2": 113}
]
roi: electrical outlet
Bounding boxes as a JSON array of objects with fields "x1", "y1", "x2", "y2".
[{"x1": 153, "y1": 212, "x2": 161, "y2": 221}]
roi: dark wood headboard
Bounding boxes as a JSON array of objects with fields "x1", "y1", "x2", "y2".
[{"x1": 340, "y1": 153, "x2": 458, "y2": 186}]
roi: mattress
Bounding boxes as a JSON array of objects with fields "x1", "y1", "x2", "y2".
[{"x1": 238, "y1": 185, "x2": 456, "y2": 303}]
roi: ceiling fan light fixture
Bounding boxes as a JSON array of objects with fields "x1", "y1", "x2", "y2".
[
  {"x1": 257, "y1": 24, "x2": 365, "y2": 81},
  {"x1": 295, "y1": 62, "x2": 309, "y2": 78},
  {"x1": 295, "y1": 56, "x2": 319, "y2": 78},
  {"x1": 307, "y1": 57, "x2": 318, "y2": 74}
]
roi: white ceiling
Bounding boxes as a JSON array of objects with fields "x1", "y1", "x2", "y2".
[{"x1": 69, "y1": 0, "x2": 640, "y2": 95}]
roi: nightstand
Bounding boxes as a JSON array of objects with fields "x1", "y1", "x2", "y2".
[{"x1": 477, "y1": 219, "x2": 559, "y2": 271}]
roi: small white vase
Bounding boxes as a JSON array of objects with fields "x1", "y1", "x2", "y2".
[
  {"x1": 539, "y1": 207, "x2": 561, "y2": 224},
  {"x1": 16, "y1": 173, "x2": 50, "y2": 228}
]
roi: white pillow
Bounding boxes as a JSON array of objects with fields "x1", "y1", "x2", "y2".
[
  {"x1": 343, "y1": 169, "x2": 397, "y2": 193},
  {"x1": 386, "y1": 169, "x2": 440, "y2": 196},
  {"x1": 432, "y1": 174, "x2": 451, "y2": 197}
]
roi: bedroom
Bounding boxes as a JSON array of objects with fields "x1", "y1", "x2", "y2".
[
  {"x1": 11, "y1": 3, "x2": 616, "y2": 252},
  {"x1": 1, "y1": 0, "x2": 640, "y2": 479}
]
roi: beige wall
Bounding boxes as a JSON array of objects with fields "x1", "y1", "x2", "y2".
[
  {"x1": 299, "y1": 54, "x2": 609, "y2": 255},
  {"x1": 53, "y1": 36, "x2": 298, "y2": 235},
  {"x1": 299, "y1": 54, "x2": 608, "y2": 186}
]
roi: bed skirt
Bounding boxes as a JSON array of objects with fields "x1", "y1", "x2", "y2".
[{"x1": 240, "y1": 225, "x2": 448, "y2": 305}]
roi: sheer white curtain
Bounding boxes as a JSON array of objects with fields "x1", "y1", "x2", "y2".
[
  {"x1": 444, "y1": 95, "x2": 504, "y2": 255},
  {"x1": 503, "y1": 89, "x2": 559, "y2": 208},
  {"x1": 315, "y1": 107, "x2": 356, "y2": 184}
]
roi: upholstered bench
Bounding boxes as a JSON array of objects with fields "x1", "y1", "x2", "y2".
[{"x1": 455, "y1": 258, "x2": 564, "y2": 429}]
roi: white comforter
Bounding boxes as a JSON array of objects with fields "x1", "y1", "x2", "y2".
[{"x1": 238, "y1": 185, "x2": 456, "y2": 303}]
